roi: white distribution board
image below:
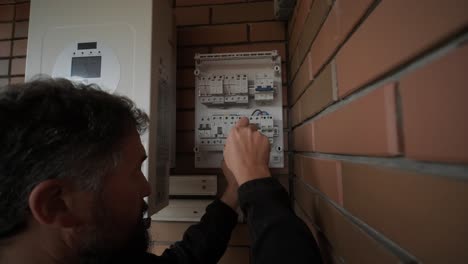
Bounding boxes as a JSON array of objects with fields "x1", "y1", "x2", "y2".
[{"x1": 194, "y1": 51, "x2": 284, "y2": 168}]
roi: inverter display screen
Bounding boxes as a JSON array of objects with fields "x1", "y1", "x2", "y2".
[
  {"x1": 71, "y1": 56, "x2": 102, "y2": 78},
  {"x1": 77, "y1": 42, "x2": 97, "y2": 50}
]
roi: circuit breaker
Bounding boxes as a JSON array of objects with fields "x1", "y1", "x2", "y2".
[{"x1": 194, "y1": 51, "x2": 284, "y2": 168}]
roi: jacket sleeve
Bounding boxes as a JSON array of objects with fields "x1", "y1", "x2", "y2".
[
  {"x1": 156, "y1": 199, "x2": 238, "y2": 264},
  {"x1": 239, "y1": 177, "x2": 322, "y2": 264}
]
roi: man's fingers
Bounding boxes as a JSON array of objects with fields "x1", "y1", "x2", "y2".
[
  {"x1": 249, "y1": 124, "x2": 258, "y2": 131},
  {"x1": 236, "y1": 116, "x2": 249, "y2": 128}
]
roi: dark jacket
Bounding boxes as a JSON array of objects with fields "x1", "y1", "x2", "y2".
[{"x1": 144, "y1": 177, "x2": 322, "y2": 263}]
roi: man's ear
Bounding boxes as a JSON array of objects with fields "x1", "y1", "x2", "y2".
[{"x1": 28, "y1": 180, "x2": 81, "y2": 228}]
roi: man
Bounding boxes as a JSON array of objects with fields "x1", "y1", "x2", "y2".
[{"x1": 0, "y1": 78, "x2": 321, "y2": 263}]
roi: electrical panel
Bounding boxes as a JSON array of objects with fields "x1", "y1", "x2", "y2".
[{"x1": 194, "y1": 51, "x2": 284, "y2": 168}]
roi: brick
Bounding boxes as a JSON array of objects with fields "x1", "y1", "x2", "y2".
[
  {"x1": 177, "y1": 47, "x2": 209, "y2": 67},
  {"x1": 281, "y1": 85, "x2": 287, "y2": 106},
  {"x1": 287, "y1": 3, "x2": 298, "y2": 38},
  {"x1": 176, "y1": 89, "x2": 195, "y2": 109},
  {"x1": 313, "y1": 83, "x2": 400, "y2": 156},
  {"x1": 176, "y1": 68, "x2": 195, "y2": 88},
  {"x1": 282, "y1": 107, "x2": 288, "y2": 128},
  {"x1": 212, "y1": 42, "x2": 286, "y2": 62},
  {"x1": 212, "y1": 2, "x2": 274, "y2": 24},
  {"x1": 342, "y1": 162, "x2": 468, "y2": 262},
  {"x1": 10, "y1": 57, "x2": 25, "y2": 75},
  {"x1": 400, "y1": 45, "x2": 468, "y2": 164},
  {"x1": 337, "y1": 0, "x2": 468, "y2": 98},
  {"x1": 0, "y1": 23, "x2": 13, "y2": 39},
  {"x1": 291, "y1": 100, "x2": 302, "y2": 127},
  {"x1": 0, "y1": 59, "x2": 9, "y2": 75},
  {"x1": 298, "y1": 156, "x2": 343, "y2": 205},
  {"x1": 174, "y1": 7, "x2": 210, "y2": 26},
  {"x1": 293, "y1": 122, "x2": 314, "y2": 151},
  {"x1": 12, "y1": 39, "x2": 26, "y2": 56},
  {"x1": 294, "y1": 202, "x2": 320, "y2": 240},
  {"x1": 15, "y1": 2, "x2": 30, "y2": 20},
  {"x1": 294, "y1": 152, "x2": 302, "y2": 177},
  {"x1": 249, "y1": 21, "x2": 285, "y2": 42},
  {"x1": 290, "y1": 0, "x2": 331, "y2": 78},
  {"x1": 14, "y1": 21, "x2": 28, "y2": 38},
  {"x1": 314, "y1": 236, "x2": 344, "y2": 264},
  {"x1": 299, "y1": 214, "x2": 323, "y2": 247},
  {"x1": 176, "y1": 131, "x2": 194, "y2": 152},
  {"x1": 299, "y1": 61, "x2": 335, "y2": 121},
  {"x1": 9, "y1": 76, "x2": 23, "y2": 84},
  {"x1": 281, "y1": 63, "x2": 287, "y2": 84},
  {"x1": 283, "y1": 131, "x2": 288, "y2": 151},
  {"x1": 178, "y1": 24, "x2": 247, "y2": 46},
  {"x1": 320, "y1": 244, "x2": 345, "y2": 264},
  {"x1": 176, "y1": 0, "x2": 244, "y2": 7},
  {"x1": 329, "y1": 255, "x2": 345, "y2": 264},
  {"x1": 294, "y1": 179, "x2": 318, "y2": 222},
  {"x1": 219, "y1": 247, "x2": 250, "y2": 264},
  {"x1": 315, "y1": 197, "x2": 402, "y2": 264},
  {"x1": 291, "y1": 52, "x2": 312, "y2": 103},
  {"x1": 0, "y1": 40, "x2": 11, "y2": 57},
  {"x1": 294, "y1": 203, "x2": 344, "y2": 264},
  {"x1": 288, "y1": 0, "x2": 313, "y2": 56},
  {"x1": 0, "y1": 4, "x2": 14, "y2": 21},
  {"x1": 176, "y1": 110, "x2": 195, "y2": 131},
  {"x1": 310, "y1": 0, "x2": 373, "y2": 76}
]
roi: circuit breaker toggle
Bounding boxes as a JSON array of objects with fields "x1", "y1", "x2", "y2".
[{"x1": 194, "y1": 51, "x2": 284, "y2": 168}]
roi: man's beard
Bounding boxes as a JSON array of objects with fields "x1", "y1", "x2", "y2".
[{"x1": 77, "y1": 201, "x2": 151, "y2": 264}]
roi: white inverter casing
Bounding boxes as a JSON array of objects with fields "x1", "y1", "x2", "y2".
[{"x1": 25, "y1": 0, "x2": 176, "y2": 215}]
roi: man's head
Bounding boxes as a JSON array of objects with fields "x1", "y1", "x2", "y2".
[{"x1": 0, "y1": 78, "x2": 152, "y2": 263}]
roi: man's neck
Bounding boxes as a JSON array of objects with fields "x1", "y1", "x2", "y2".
[{"x1": 0, "y1": 228, "x2": 73, "y2": 264}]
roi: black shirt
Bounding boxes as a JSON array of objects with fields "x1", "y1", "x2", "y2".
[{"x1": 143, "y1": 177, "x2": 322, "y2": 263}]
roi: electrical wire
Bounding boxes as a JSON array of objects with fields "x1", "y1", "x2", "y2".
[
  {"x1": 251, "y1": 109, "x2": 262, "y2": 116},
  {"x1": 251, "y1": 109, "x2": 270, "y2": 116}
]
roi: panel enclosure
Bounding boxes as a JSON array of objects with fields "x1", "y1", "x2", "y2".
[{"x1": 194, "y1": 51, "x2": 284, "y2": 168}]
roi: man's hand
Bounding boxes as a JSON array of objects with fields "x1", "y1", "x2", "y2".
[
  {"x1": 223, "y1": 117, "x2": 271, "y2": 186},
  {"x1": 220, "y1": 161, "x2": 239, "y2": 210}
]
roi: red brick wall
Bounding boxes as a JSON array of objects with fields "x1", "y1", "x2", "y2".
[
  {"x1": 0, "y1": 0, "x2": 29, "y2": 86},
  {"x1": 289, "y1": 0, "x2": 468, "y2": 262}
]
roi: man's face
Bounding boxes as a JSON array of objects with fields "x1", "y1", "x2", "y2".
[{"x1": 77, "y1": 129, "x2": 152, "y2": 263}]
